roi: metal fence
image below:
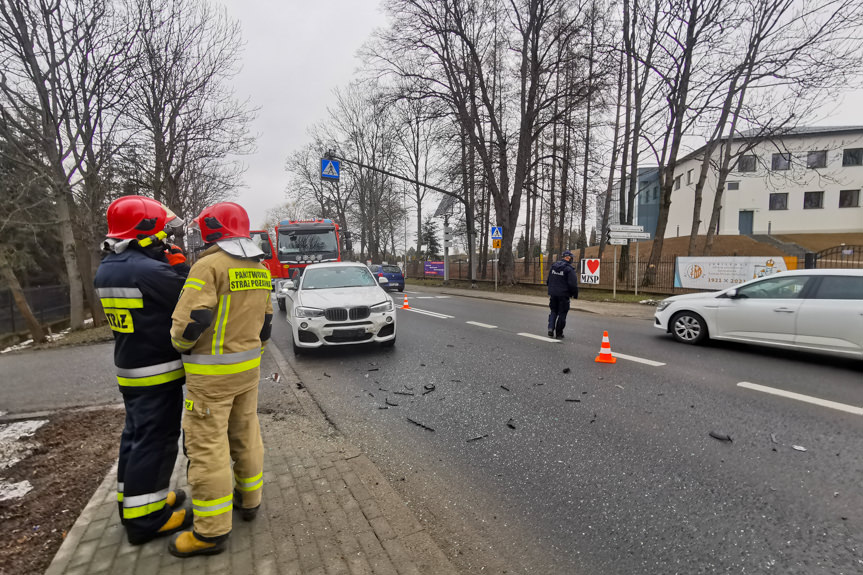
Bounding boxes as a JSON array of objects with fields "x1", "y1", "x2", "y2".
[
  {"x1": 0, "y1": 285, "x2": 69, "y2": 336},
  {"x1": 406, "y1": 256, "x2": 685, "y2": 295},
  {"x1": 814, "y1": 245, "x2": 863, "y2": 269}
]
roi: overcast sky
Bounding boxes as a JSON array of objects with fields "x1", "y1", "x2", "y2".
[
  {"x1": 218, "y1": 0, "x2": 387, "y2": 228},
  {"x1": 218, "y1": 0, "x2": 863, "y2": 230}
]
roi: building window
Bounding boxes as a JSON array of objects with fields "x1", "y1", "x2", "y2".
[
  {"x1": 843, "y1": 148, "x2": 863, "y2": 166},
  {"x1": 839, "y1": 189, "x2": 860, "y2": 208},
  {"x1": 674, "y1": 176, "x2": 681, "y2": 190},
  {"x1": 736, "y1": 155, "x2": 757, "y2": 172},
  {"x1": 772, "y1": 152, "x2": 791, "y2": 171},
  {"x1": 807, "y1": 151, "x2": 827, "y2": 169},
  {"x1": 769, "y1": 193, "x2": 788, "y2": 210},
  {"x1": 727, "y1": 181, "x2": 740, "y2": 191},
  {"x1": 687, "y1": 169, "x2": 693, "y2": 184},
  {"x1": 803, "y1": 191, "x2": 823, "y2": 209}
]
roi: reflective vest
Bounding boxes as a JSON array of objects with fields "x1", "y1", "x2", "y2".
[
  {"x1": 94, "y1": 247, "x2": 187, "y2": 393},
  {"x1": 171, "y1": 245, "x2": 272, "y2": 396}
]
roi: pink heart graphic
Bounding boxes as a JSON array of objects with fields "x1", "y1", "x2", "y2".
[{"x1": 587, "y1": 259, "x2": 600, "y2": 274}]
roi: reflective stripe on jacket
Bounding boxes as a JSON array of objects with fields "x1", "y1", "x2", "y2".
[{"x1": 94, "y1": 247, "x2": 187, "y2": 393}]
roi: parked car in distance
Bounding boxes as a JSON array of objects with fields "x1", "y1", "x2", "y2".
[
  {"x1": 281, "y1": 262, "x2": 397, "y2": 354},
  {"x1": 654, "y1": 269, "x2": 863, "y2": 359},
  {"x1": 368, "y1": 264, "x2": 405, "y2": 292}
]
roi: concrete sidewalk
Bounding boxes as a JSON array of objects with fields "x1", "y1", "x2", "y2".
[{"x1": 44, "y1": 344, "x2": 458, "y2": 575}]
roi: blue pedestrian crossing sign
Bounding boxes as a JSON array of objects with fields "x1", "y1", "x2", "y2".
[
  {"x1": 490, "y1": 226, "x2": 503, "y2": 240},
  {"x1": 321, "y1": 159, "x2": 340, "y2": 180}
]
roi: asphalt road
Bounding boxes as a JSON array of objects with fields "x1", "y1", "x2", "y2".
[{"x1": 272, "y1": 288, "x2": 863, "y2": 575}]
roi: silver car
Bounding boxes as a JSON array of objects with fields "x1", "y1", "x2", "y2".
[
  {"x1": 282, "y1": 262, "x2": 397, "y2": 354},
  {"x1": 654, "y1": 268, "x2": 863, "y2": 359}
]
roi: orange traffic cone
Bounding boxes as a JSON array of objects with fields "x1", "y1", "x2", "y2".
[
  {"x1": 595, "y1": 331, "x2": 617, "y2": 364},
  {"x1": 401, "y1": 294, "x2": 410, "y2": 309}
]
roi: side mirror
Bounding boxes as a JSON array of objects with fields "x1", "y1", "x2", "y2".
[
  {"x1": 378, "y1": 276, "x2": 389, "y2": 285},
  {"x1": 724, "y1": 288, "x2": 738, "y2": 298}
]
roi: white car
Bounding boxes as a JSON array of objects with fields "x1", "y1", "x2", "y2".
[
  {"x1": 281, "y1": 262, "x2": 397, "y2": 354},
  {"x1": 654, "y1": 268, "x2": 863, "y2": 359}
]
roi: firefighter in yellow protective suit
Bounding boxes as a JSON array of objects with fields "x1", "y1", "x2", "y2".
[{"x1": 167, "y1": 202, "x2": 273, "y2": 558}]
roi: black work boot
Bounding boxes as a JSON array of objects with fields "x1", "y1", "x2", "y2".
[{"x1": 234, "y1": 489, "x2": 260, "y2": 521}]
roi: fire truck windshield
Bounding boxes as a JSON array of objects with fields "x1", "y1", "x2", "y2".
[{"x1": 278, "y1": 229, "x2": 338, "y2": 255}]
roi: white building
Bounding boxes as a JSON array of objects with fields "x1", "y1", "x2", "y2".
[{"x1": 649, "y1": 126, "x2": 863, "y2": 237}]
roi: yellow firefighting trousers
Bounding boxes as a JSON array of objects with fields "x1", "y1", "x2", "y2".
[{"x1": 183, "y1": 381, "x2": 263, "y2": 538}]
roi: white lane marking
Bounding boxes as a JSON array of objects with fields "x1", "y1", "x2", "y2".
[
  {"x1": 518, "y1": 333, "x2": 560, "y2": 343},
  {"x1": 416, "y1": 296, "x2": 436, "y2": 299},
  {"x1": 466, "y1": 321, "x2": 497, "y2": 329},
  {"x1": 404, "y1": 308, "x2": 454, "y2": 319},
  {"x1": 611, "y1": 352, "x2": 666, "y2": 367},
  {"x1": 436, "y1": 296, "x2": 451, "y2": 299},
  {"x1": 737, "y1": 381, "x2": 863, "y2": 416}
]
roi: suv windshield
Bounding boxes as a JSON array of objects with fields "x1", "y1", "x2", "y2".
[{"x1": 302, "y1": 267, "x2": 377, "y2": 290}]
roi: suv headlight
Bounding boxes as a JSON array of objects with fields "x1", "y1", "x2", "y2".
[
  {"x1": 371, "y1": 300, "x2": 394, "y2": 313},
  {"x1": 294, "y1": 306, "x2": 324, "y2": 318},
  {"x1": 655, "y1": 300, "x2": 672, "y2": 312}
]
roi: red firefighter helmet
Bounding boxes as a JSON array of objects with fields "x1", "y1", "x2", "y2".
[
  {"x1": 106, "y1": 196, "x2": 167, "y2": 240},
  {"x1": 195, "y1": 202, "x2": 250, "y2": 243}
]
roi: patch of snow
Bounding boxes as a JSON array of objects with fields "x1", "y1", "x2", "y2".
[
  {"x1": 0, "y1": 420, "x2": 47, "y2": 471},
  {"x1": 0, "y1": 478, "x2": 33, "y2": 501},
  {"x1": 1, "y1": 327, "x2": 71, "y2": 353}
]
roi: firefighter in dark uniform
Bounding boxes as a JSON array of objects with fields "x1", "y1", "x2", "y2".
[
  {"x1": 546, "y1": 250, "x2": 579, "y2": 339},
  {"x1": 167, "y1": 202, "x2": 273, "y2": 558},
  {"x1": 94, "y1": 195, "x2": 192, "y2": 544}
]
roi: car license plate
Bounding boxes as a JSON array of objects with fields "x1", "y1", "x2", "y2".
[{"x1": 337, "y1": 328, "x2": 365, "y2": 338}]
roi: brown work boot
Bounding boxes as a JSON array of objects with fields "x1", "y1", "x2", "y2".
[
  {"x1": 234, "y1": 489, "x2": 260, "y2": 521},
  {"x1": 166, "y1": 489, "x2": 186, "y2": 509},
  {"x1": 168, "y1": 530, "x2": 227, "y2": 558}
]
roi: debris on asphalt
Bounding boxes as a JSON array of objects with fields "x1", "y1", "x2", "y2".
[
  {"x1": 420, "y1": 363, "x2": 426, "y2": 367},
  {"x1": 447, "y1": 344, "x2": 455, "y2": 348},
  {"x1": 792, "y1": 445, "x2": 807, "y2": 452},
  {"x1": 770, "y1": 433, "x2": 779, "y2": 444},
  {"x1": 323, "y1": 372, "x2": 331, "y2": 378},
  {"x1": 709, "y1": 431, "x2": 733, "y2": 442},
  {"x1": 467, "y1": 434, "x2": 488, "y2": 443},
  {"x1": 379, "y1": 387, "x2": 389, "y2": 392},
  {"x1": 565, "y1": 399, "x2": 581, "y2": 403},
  {"x1": 385, "y1": 398, "x2": 399, "y2": 407},
  {"x1": 500, "y1": 385, "x2": 510, "y2": 392},
  {"x1": 562, "y1": 368, "x2": 571, "y2": 374},
  {"x1": 451, "y1": 379, "x2": 462, "y2": 383},
  {"x1": 270, "y1": 372, "x2": 280, "y2": 383},
  {"x1": 406, "y1": 418, "x2": 435, "y2": 432},
  {"x1": 506, "y1": 418, "x2": 516, "y2": 430},
  {"x1": 296, "y1": 382, "x2": 305, "y2": 390},
  {"x1": 378, "y1": 406, "x2": 389, "y2": 410},
  {"x1": 404, "y1": 385, "x2": 414, "y2": 390},
  {"x1": 615, "y1": 385, "x2": 624, "y2": 390},
  {"x1": 422, "y1": 384, "x2": 436, "y2": 395},
  {"x1": 590, "y1": 413, "x2": 597, "y2": 423},
  {"x1": 393, "y1": 391, "x2": 414, "y2": 397}
]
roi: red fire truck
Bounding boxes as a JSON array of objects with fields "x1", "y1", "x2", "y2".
[{"x1": 272, "y1": 218, "x2": 351, "y2": 311}]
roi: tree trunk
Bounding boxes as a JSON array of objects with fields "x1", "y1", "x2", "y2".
[{"x1": 0, "y1": 248, "x2": 47, "y2": 343}]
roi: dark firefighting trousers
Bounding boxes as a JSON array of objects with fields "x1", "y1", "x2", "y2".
[
  {"x1": 183, "y1": 383, "x2": 264, "y2": 539},
  {"x1": 117, "y1": 387, "x2": 183, "y2": 541},
  {"x1": 548, "y1": 296, "x2": 571, "y2": 336}
]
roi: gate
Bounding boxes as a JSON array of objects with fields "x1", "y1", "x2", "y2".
[{"x1": 814, "y1": 245, "x2": 863, "y2": 269}]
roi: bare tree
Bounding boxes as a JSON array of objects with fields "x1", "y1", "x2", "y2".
[{"x1": 124, "y1": 0, "x2": 254, "y2": 224}]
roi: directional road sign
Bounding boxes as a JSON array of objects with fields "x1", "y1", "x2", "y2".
[
  {"x1": 490, "y1": 226, "x2": 503, "y2": 240},
  {"x1": 608, "y1": 231, "x2": 652, "y2": 240},
  {"x1": 321, "y1": 159, "x2": 340, "y2": 180},
  {"x1": 607, "y1": 237, "x2": 629, "y2": 245},
  {"x1": 608, "y1": 224, "x2": 644, "y2": 233}
]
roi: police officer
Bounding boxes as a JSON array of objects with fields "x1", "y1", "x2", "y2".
[
  {"x1": 94, "y1": 195, "x2": 192, "y2": 545},
  {"x1": 546, "y1": 250, "x2": 579, "y2": 339},
  {"x1": 168, "y1": 202, "x2": 273, "y2": 558}
]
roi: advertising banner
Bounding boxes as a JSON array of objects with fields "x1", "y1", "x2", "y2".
[
  {"x1": 424, "y1": 261, "x2": 445, "y2": 276},
  {"x1": 674, "y1": 256, "x2": 798, "y2": 289},
  {"x1": 580, "y1": 259, "x2": 600, "y2": 284}
]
